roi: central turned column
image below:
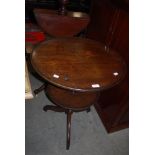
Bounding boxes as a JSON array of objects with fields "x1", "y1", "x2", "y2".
[
  {"x1": 58, "y1": 0, "x2": 69, "y2": 15},
  {"x1": 44, "y1": 84, "x2": 98, "y2": 149}
]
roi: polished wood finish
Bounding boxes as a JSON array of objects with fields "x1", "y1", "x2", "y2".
[
  {"x1": 43, "y1": 102, "x2": 91, "y2": 150},
  {"x1": 34, "y1": 83, "x2": 46, "y2": 96},
  {"x1": 33, "y1": 8, "x2": 90, "y2": 37},
  {"x1": 43, "y1": 104, "x2": 66, "y2": 112},
  {"x1": 33, "y1": 2, "x2": 90, "y2": 95},
  {"x1": 43, "y1": 84, "x2": 96, "y2": 150},
  {"x1": 26, "y1": 0, "x2": 91, "y2": 23},
  {"x1": 66, "y1": 109, "x2": 73, "y2": 150},
  {"x1": 31, "y1": 37, "x2": 126, "y2": 149},
  {"x1": 86, "y1": 0, "x2": 129, "y2": 132},
  {"x1": 45, "y1": 85, "x2": 99, "y2": 110},
  {"x1": 43, "y1": 104, "x2": 91, "y2": 113},
  {"x1": 31, "y1": 38, "x2": 126, "y2": 92}
]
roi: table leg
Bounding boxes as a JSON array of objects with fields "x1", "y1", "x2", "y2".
[
  {"x1": 66, "y1": 110, "x2": 73, "y2": 150},
  {"x1": 34, "y1": 83, "x2": 46, "y2": 95},
  {"x1": 43, "y1": 105, "x2": 66, "y2": 112},
  {"x1": 86, "y1": 107, "x2": 91, "y2": 113}
]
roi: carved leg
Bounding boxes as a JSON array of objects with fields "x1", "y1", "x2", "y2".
[
  {"x1": 43, "y1": 105, "x2": 65, "y2": 112},
  {"x1": 34, "y1": 83, "x2": 46, "y2": 95},
  {"x1": 66, "y1": 110, "x2": 73, "y2": 150},
  {"x1": 86, "y1": 107, "x2": 91, "y2": 113}
]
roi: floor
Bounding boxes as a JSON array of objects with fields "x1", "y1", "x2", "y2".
[{"x1": 25, "y1": 74, "x2": 129, "y2": 155}]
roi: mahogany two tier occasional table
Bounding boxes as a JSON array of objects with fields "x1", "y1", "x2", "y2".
[{"x1": 31, "y1": 37, "x2": 126, "y2": 150}]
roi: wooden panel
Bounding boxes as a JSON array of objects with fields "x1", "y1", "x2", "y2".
[
  {"x1": 87, "y1": 0, "x2": 115, "y2": 43},
  {"x1": 108, "y1": 8, "x2": 129, "y2": 65},
  {"x1": 86, "y1": 0, "x2": 129, "y2": 133}
]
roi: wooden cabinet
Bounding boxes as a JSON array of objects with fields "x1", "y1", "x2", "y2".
[{"x1": 86, "y1": 0, "x2": 129, "y2": 133}]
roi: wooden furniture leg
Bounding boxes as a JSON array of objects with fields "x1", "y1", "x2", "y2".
[
  {"x1": 43, "y1": 105, "x2": 66, "y2": 112},
  {"x1": 43, "y1": 104, "x2": 74, "y2": 150},
  {"x1": 34, "y1": 83, "x2": 46, "y2": 95},
  {"x1": 86, "y1": 107, "x2": 91, "y2": 113},
  {"x1": 66, "y1": 110, "x2": 73, "y2": 150}
]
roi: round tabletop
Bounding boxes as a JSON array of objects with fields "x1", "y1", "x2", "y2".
[{"x1": 31, "y1": 38, "x2": 126, "y2": 92}]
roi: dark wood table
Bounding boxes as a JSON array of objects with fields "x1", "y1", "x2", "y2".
[{"x1": 31, "y1": 37, "x2": 126, "y2": 149}]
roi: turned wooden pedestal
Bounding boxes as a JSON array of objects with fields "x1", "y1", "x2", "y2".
[
  {"x1": 31, "y1": 38, "x2": 126, "y2": 149},
  {"x1": 44, "y1": 84, "x2": 98, "y2": 149}
]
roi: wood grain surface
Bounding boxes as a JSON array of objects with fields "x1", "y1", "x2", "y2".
[
  {"x1": 45, "y1": 84, "x2": 99, "y2": 110},
  {"x1": 31, "y1": 38, "x2": 126, "y2": 92},
  {"x1": 33, "y1": 8, "x2": 90, "y2": 37}
]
